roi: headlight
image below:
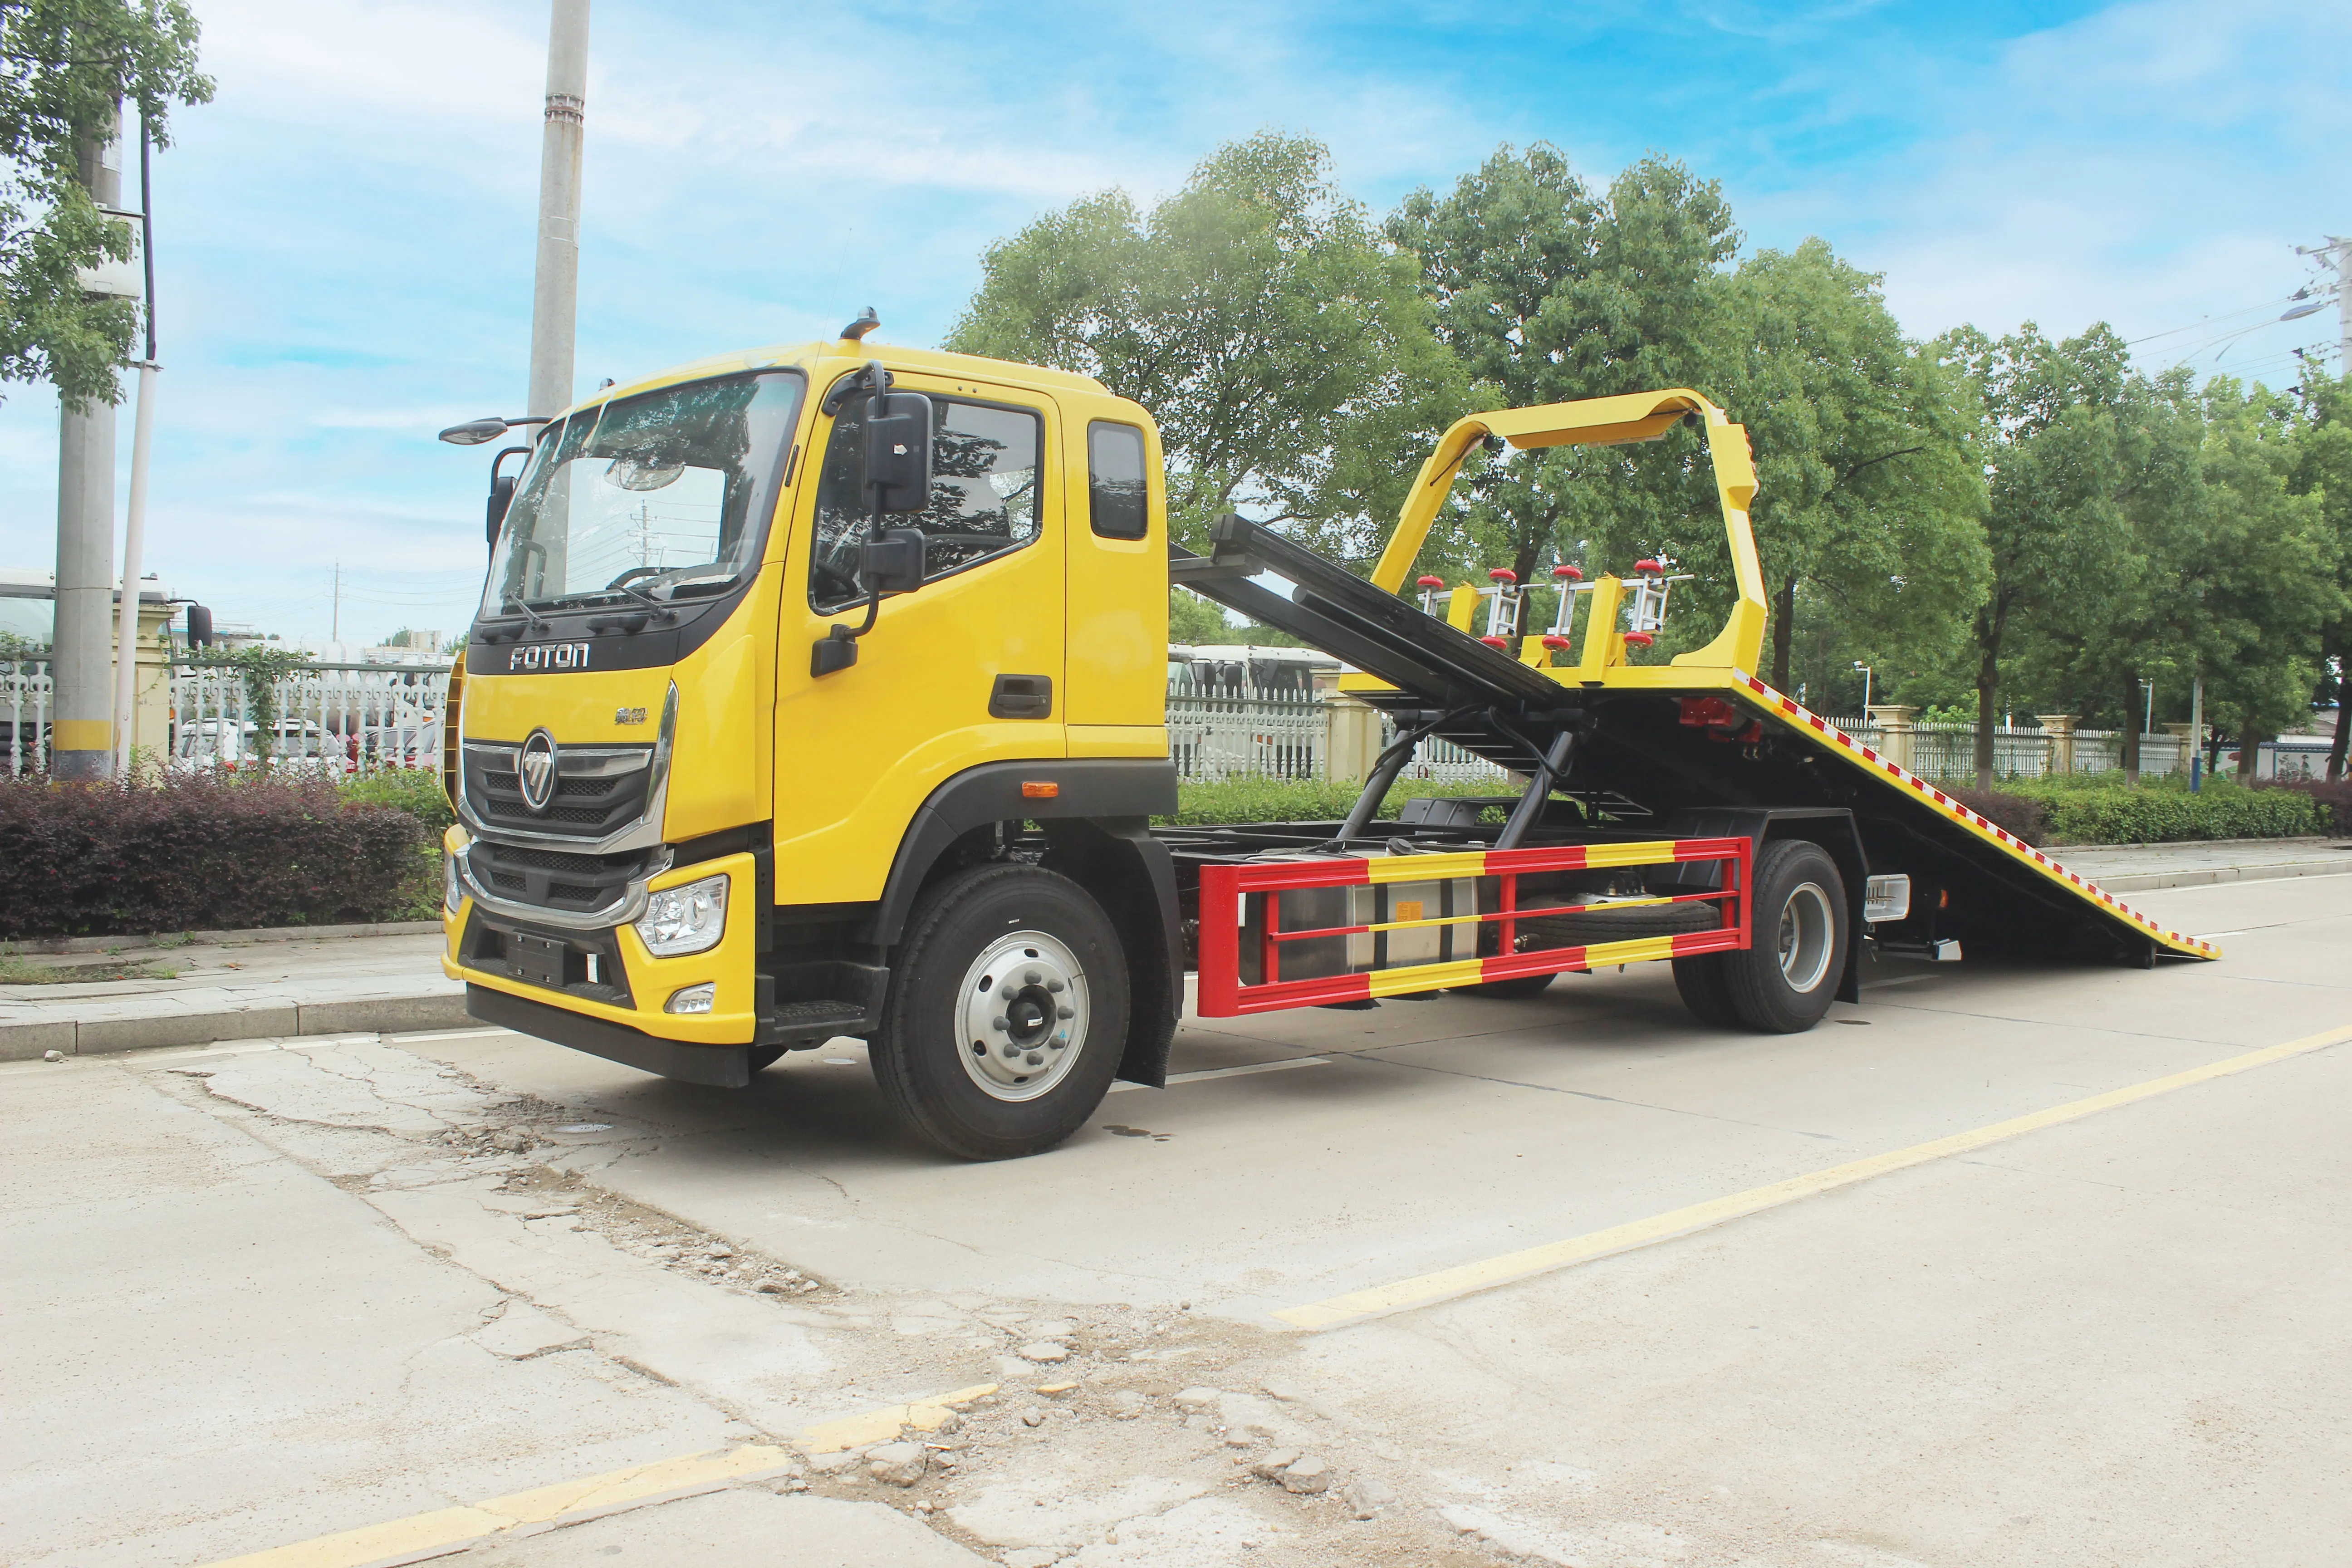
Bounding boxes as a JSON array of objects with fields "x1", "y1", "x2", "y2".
[
  {"x1": 634, "y1": 873, "x2": 728, "y2": 957},
  {"x1": 444, "y1": 852, "x2": 464, "y2": 914}
]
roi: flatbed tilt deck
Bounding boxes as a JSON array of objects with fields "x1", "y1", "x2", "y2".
[{"x1": 436, "y1": 328, "x2": 2213, "y2": 1159}]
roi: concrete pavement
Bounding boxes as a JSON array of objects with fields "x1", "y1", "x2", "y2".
[{"x1": 5, "y1": 872, "x2": 2346, "y2": 1566}]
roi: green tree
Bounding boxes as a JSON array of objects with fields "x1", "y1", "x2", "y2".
[
  {"x1": 1937, "y1": 323, "x2": 2140, "y2": 785},
  {"x1": 1722, "y1": 241, "x2": 1988, "y2": 692},
  {"x1": 0, "y1": 0, "x2": 211, "y2": 408},
  {"x1": 1384, "y1": 147, "x2": 1737, "y2": 600},
  {"x1": 2287, "y1": 374, "x2": 2352, "y2": 779},
  {"x1": 947, "y1": 130, "x2": 1465, "y2": 563},
  {"x1": 1168, "y1": 588, "x2": 1230, "y2": 646}
]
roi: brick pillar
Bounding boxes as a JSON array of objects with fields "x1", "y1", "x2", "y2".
[
  {"x1": 2162, "y1": 722, "x2": 2197, "y2": 777},
  {"x1": 2036, "y1": 714, "x2": 2078, "y2": 776},
  {"x1": 1866, "y1": 704, "x2": 1918, "y2": 771}
]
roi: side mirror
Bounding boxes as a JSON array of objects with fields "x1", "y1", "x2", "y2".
[
  {"x1": 864, "y1": 390, "x2": 933, "y2": 513},
  {"x1": 859, "y1": 528, "x2": 926, "y2": 595},
  {"x1": 485, "y1": 445, "x2": 533, "y2": 553},
  {"x1": 486, "y1": 475, "x2": 517, "y2": 546}
]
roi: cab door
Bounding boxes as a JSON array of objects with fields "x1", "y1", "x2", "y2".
[{"x1": 772, "y1": 370, "x2": 1067, "y2": 906}]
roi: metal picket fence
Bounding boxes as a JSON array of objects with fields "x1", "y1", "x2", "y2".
[
  {"x1": 1166, "y1": 679, "x2": 1325, "y2": 782},
  {"x1": 1826, "y1": 718, "x2": 2190, "y2": 782}
]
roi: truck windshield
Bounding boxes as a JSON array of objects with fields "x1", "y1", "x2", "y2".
[{"x1": 483, "y1": 370, "x2": 804, "y2": 617}]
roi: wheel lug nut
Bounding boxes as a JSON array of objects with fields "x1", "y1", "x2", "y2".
[
  {"x1": 1057, "y1": 1005, "x2": 1073, "y2": 1020},
  {"x1": 1025, "y1": 1052, "x2": 1043, "y2": 1067},
  {"x1": 1000, "y1": 1044, "x2": 1022, "y2": 1059},
  {"x1": 1024, "y1": 970, "x2": 1042, "y2": 985},
  {"x1": 991, "y1": 1017, "x2": 1009, "y2": 1031},
  {"x1": 1045, "y1": 979, "x2": 1064, "y2": 993}
]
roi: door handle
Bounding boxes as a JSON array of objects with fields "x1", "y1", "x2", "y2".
[{"x1": 989, "y1": 674, "x2": 1053, "y2": 719}]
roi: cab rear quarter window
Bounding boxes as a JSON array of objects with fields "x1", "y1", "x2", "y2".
[{"x1": 1087, "y1": 421, "x2": 1149, "y2": 539}]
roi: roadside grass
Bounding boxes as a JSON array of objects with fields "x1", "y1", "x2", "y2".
[{"x1": 0, "y1": 949, "x2": 181, "y2": 985}]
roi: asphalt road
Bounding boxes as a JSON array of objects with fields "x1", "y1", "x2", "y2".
[{"x1": 6, "y1": 873, "x2": 2346, "y2": 1568}]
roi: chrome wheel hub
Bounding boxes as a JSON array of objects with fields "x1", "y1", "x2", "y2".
[
  {"x1": 1777, "y1": 881, "x2": 1835, "y2": 993},
  {"x1": 955, "y1": 930, "x2": 1089, "y2": 1102}
]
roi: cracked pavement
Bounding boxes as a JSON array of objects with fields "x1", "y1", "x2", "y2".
[{"x1": 5, "y1": 874, "x2": 2349, "y2": 1567}]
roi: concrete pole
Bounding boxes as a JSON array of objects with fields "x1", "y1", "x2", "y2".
[
  {"x1": 53, "y1": 114, "x2": 123, "y2": 781},
  {"x1": 2337, "y1": 237, "x2": 2351, "y2": 381},
  {"x1": 526, "y1": 0, "x2": 589, "y2": 420},
  {"x1": 114, "y1": 130, "x2": 162, "y2": 779}
]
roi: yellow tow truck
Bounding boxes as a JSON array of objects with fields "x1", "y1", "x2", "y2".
[{"x1": 435, "y1": 311, "x2": 2214, "y2": 1160}]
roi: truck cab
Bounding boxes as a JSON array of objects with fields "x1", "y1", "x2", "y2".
[{"x1": 442, "y1": 329, "x2": 1185, "y2": 1159}]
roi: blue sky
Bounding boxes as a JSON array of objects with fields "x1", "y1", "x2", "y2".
[{"x1": 1, "y1": 0, "x2": 2344, "y2": 646}]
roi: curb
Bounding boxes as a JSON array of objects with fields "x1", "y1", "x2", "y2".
[
  {"x1": 2091, "y1": 860, "x2": 2352, "y2": 893},
  {"x1": 10, "y1": 920, "x2": 445, "y2": 957},
  {"x1": 1, "y1": 991, "x2": 471, "y2": 1061}
]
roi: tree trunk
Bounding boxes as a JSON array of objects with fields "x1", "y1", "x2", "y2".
[
  {"x1": 2241, "y1": 729, "x2": 2267, "y2": 782},
  {"x1": 2119, "y1": 671, "x2": 2141, "y2": 786},
  {"x1": 2330, "y1": 642, "x2": 2349, "y2": 783},
  {"x1": 1972, "y1": 605, "x2": 2004, "y2": 790},
  {"x1": 1770, "y1": 575, "x2": 1796, "y2": 693}
]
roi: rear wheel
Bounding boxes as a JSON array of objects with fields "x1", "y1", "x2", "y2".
[
  {"x1": 1722, "y1": 839, "x2": 1847, "y2": 1033},
  {"x1": 870, "y1": 864, "x2": 1128, "y2": 1160},
  {"x1": 1671, "y1": 953, "x2": 1742, "y2": 1028}
]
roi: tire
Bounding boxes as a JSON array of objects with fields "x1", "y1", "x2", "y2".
[
  {"x1": 1519, "y1": 899, "x2": 1719, "y2": 951},
  {"x1": 1671, "y1": 953, "x2": 1742, "y2": 1028},
  {"x1": 1722, "y1": 839, "x2": 1847, "y2": 1033},
  {"x1": 870, "y1": 863, "x2": 1128, "y2": 1160},
  {"x1": 1460, "y1": 974, "x2": 1556, "y2": 1000}
]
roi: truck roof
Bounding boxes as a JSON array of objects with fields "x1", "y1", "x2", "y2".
[{"x1": 565, "y1": 339, "x2": 1109, "y2": 420}]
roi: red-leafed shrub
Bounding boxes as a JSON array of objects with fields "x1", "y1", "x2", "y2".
[
  {"x1": 2257, "y1": 776, "x2": 2352, "y2": 836},
  {"x1": 1943, "y1": 786, "x2": 2051, "y2": 846},
  {"x1": 0, "y1": 772, "x2": 426, "y2": 940}
]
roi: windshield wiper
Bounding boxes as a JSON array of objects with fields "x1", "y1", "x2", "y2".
[
  {"x1": 605, "y1": 581, "x2": 677, "y2": 622},
  {"x1": 500, "y1": 595, "x2": 552, "y2": 631}
]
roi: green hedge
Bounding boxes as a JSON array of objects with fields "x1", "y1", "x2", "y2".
[
  {"x1": 1162, "y1": 777, "x2": 1509, "y2": 827},
  {"x1": 1991, "y1": 777, "x2": 2322, "y2": 844},
  {"x1": 338, "y1": 766, "x2": 453, "y2": 833}
]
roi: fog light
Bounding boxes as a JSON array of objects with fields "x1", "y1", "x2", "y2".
[
  {"x1": 634, "y1": 873, "x2": 727, "y2": 957},
  {"x1": 444, "y1": 852, "x2": 464, "y2": 915},
  {"x1": 665, "y1": 983, "x2": 715, "y2": 1015}
]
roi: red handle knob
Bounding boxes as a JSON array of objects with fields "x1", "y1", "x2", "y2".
[
  {"x1": 1633, "y1": 558, "x2": 1663, "y2": 574},
  {"x1": 1479, "y1": 635, "x2": 1509, "y2": 649},
  {"x1": 1551, "y1": 564, "x2": 1583, "y2": 579},
  {"x1": 1541, "y1": 635, "x2": 1571, "y2": 650},
  {"x1": 1416, "y1": 575, "x2": 1445, "y2": 588},
  {"x1": 1487, "y1": 568, "x2": 1518, "y2": 583},
  {"x1": 1623, "y1": 630, "x2": 1655, "y2": 647}
]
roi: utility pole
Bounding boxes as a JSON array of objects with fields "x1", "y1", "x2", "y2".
[
  {"x1": 111, "y1": 128, "x2": 162, "y2": 779},
  {"x1": 53, "y1": 112, "x2": 124, "y2": 779},
  {"x1": 528, "y1": 0, "x2": 590, "y2": 420}
]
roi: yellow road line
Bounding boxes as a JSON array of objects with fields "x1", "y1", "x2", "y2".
[
  {"x1": 1274, "y1": 1024, "x2": 2352, "y2": 1331},
  {"x1": 199, "y1": 1383, "x2": 997, "y2": 1568}
]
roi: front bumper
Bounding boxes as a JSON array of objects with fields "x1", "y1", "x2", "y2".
[{"x1": 442, "y1": 830, "x2": 760, "y2": 1049}]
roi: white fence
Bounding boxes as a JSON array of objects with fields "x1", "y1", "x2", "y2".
[
  {"x1": 1827, "y1": 718, "x2": 2193, "y2": 781},
  {"x1": 3, "y1": 659, "x2": 449, "y2": 777},
  {"x1": 4, "y1": 657, "x2": 49, "y2": 775},
  {"x1": 8, "y1": 655, "x2": 2326, "y2": 787}
]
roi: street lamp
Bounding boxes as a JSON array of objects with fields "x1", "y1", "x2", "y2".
[{"x1": 1852, "y1": 661, "x2": 1872, "y2": 712}]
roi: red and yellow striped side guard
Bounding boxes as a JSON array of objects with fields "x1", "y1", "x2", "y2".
[
  {"x1": 1196, "y1": 837, "x2": 1752, "y2": 1018},
  {"x1": 1735, "y1": 673, "x2": 2219, "y2": 960}
]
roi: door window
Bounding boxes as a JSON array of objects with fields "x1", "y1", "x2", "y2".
[
  {"x1": 809, "y1": 392, "x2": 1045, "y2": 612},
  {"x1": 1087, "y1": 421, "x2": 1149, "y2": 539}
]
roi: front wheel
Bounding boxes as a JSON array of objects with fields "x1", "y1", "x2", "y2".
[
  {"x1": 870, "y1": 864, "x2": 1128, "y2": 1160},
  {"x1": 1721, "y1": 839, "x2": 1848, "y2": 1033}
]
